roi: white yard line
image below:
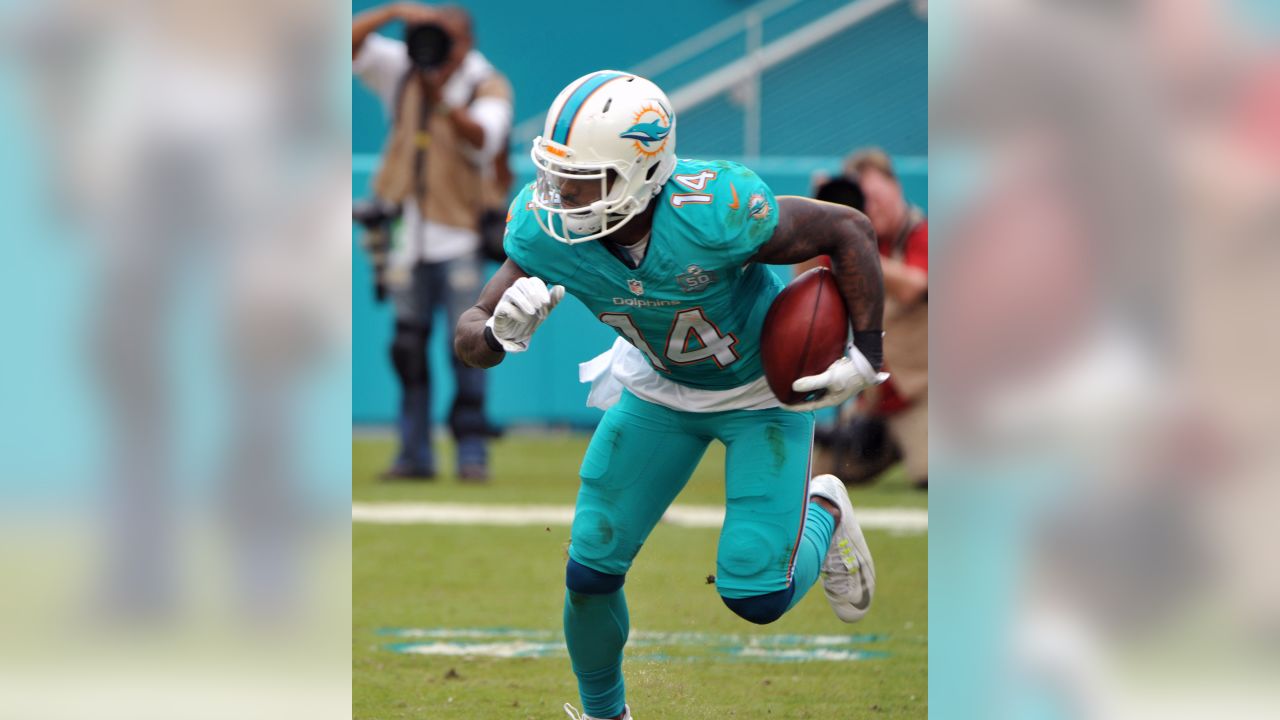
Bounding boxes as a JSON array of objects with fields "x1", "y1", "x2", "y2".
[
  {"x1": 379, "y1": 627, "x2": 893, "y2": 662},
  {"x1": 352, "y1": 502, "x2": 927, "y2": 533}
]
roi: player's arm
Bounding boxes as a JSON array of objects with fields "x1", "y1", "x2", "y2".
[
  {"x1": 749, "y1": 196, "x2": 885, "y2": 367},
  {"x1": 455, "y1": 260, "x2": 525, "y2": 369},
  {"x1": 749, "y1": 196, "x2": 888, "y2": 411},
  {"x1": 454, "y1": 259, "x2": 565, "y2": 369}
]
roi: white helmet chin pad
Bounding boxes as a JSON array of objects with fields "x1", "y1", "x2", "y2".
[{"x1": 530, "y1": 71, "x2": 677, "y2": 244}]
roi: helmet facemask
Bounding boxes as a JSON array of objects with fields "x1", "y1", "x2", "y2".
[{"x1": 530, "y1": 138, "x2": 664, "y2": 244}]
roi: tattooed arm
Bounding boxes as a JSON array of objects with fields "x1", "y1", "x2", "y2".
[{"x1": 749, "y1": 196, "x2": 886, "y2": 368}]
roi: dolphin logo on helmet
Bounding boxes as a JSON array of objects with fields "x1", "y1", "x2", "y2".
[{"x1": 618, "y1": 120, "x2": 671, "y2": 146}]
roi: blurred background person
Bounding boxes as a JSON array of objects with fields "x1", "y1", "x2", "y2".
[
  {"x1": 799, "y1": 150, "x2": 929, "y2": 490},
  {"x1": 798, "y1": 175, "x2": 898, "y2": 484},
  {"x1": 352, "y1": 2, "x2": 512, "y2": 482},
  {"x1": 847, "y1": 148, "x2": 928, "y2": 490}
]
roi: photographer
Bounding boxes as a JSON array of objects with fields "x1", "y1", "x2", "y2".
[
  {"x1": 353, "y1": 3, "x2": 512, "y2": 481},
  {"x1": 847, "y1": 148, "x2": 928, "y2": 490},
  {"x1": 797, "y1": 153, "x2": 929, "y2": 490}
]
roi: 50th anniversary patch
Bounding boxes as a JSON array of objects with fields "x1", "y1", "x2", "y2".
[{"x1": 676, "y1": 265, "x2": 719, "y2": 293}]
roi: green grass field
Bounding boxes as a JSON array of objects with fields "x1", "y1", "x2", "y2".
[{"x1": 354, "y1": 433, "x2": 927, "y2": 719}]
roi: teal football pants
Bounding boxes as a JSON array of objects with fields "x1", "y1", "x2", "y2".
[
  {"x1": 563, "y1": 389, "x2": 836, "y2": 718},
  {"x1": 570, "y1": 389, "x2": 819, "y2": 596}
]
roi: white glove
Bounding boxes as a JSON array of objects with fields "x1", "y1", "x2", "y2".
[
  {"x1": 784, "y1": 345, "x2": 890, "y2": 412},
  {"x1": 485, "y1": 276, "x2": 566, "y2": 353}
]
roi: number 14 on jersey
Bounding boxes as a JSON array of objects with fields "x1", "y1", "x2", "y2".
[
  {"x1": 669, "y1": 170, "x2": 717, "y2": 207},
  {"x1": 600, "y1": 308, "x2": 739, "y2": 370}
]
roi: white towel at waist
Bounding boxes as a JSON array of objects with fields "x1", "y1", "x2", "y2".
[{"x1": 578, "y1": 338, "x2": 781, "y2": 413}]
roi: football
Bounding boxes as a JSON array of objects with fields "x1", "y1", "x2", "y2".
[{"x1": 760, "y1": 267, "x2": 849, "y2": 405}]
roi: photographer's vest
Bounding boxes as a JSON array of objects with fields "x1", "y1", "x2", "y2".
[{"x1": 373, "y1": 58, "x2": 512, "y2": 233}]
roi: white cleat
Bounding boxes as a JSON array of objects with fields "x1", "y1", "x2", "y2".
[
  {"x1": 563, "y1": 702, "x2": 632, "y2": 720},
  {"x1": 809, "y1": 474, "x2": 876, "y2": 623}
]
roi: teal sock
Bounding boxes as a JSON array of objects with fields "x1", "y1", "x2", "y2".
[
  {"x1": 786, "y1": 501, "x2": 838, "y2": 611},
  {"x1": 564, "y1": 588, "x2": 629, "y2": 718}
]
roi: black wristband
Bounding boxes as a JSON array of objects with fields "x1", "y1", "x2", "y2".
[
  {"x1": 483, "y1": 325, "x2": 506, "y2": 353},
  {"x1": 853, "y1": 330, "x2": 884, "y2": 371}
]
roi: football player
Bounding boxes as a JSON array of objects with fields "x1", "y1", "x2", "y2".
[{"x1": 455, "y1": 71, "x2": 887, "y2": 720}]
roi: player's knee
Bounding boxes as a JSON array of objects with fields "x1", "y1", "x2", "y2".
[
  {"x1": 569, "y1": 509, "x2": 623, "y2": 566},
  {"x1": 716, "y1": 524, "x2": 795, "y2": 622},
  {"x1": 390, "y1": 322, "x2": 429, "y2": 384},
  {"x1": 565, "y1": 558, "x2": 625, "y2": 595},
  {"x1": 721, "y1": 585, "x2": 795, "y2": 625},
  {"x1": 717, "y1": 525, "x2": 774, "y2": 580}
]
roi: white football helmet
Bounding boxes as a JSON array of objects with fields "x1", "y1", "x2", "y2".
[{"x1": 531, "y1": 71, "x2": 677, "y2": 244}]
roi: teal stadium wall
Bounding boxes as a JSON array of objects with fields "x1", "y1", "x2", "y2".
[{"x1": 353, "y1": 0, "x2": 927, "y2": 426}]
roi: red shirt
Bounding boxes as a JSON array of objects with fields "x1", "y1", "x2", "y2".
[
  {"x1": 884, "y1": 219, "x2": 928, "y2": 274},
  {"x1": 873, "y1": 219, "x2": 926, "y2": 415}
]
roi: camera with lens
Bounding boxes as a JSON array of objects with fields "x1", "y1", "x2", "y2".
[
  {"x1": 405, "y1": 22, "x2": 453, "y2": 71},
  {"x1": 353, "y1": 199, "x2": 402, "y2": 302}
]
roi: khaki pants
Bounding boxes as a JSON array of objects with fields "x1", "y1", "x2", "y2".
[{"x1": 888, "y1": 392, "x2": 928, "y2": 483}]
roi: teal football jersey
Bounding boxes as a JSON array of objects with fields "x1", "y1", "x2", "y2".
[{"x1": 504, "y1": 158, "x2": 782, "y2": 391}]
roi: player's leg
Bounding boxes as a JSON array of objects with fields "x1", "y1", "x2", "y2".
[
  {"x1": 565, "y1": 391, "x2": 710, "y2": 720},
  {"x1": 386, "y1": 261, "x2": 435, "y2": 477},
  {"x1": 710, "y1": 407, "x2": 837, "y2": 623}
]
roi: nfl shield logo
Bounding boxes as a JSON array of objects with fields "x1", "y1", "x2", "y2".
[{"x1": 627, "y1": 278, "x2": 645, "y2": 296}]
